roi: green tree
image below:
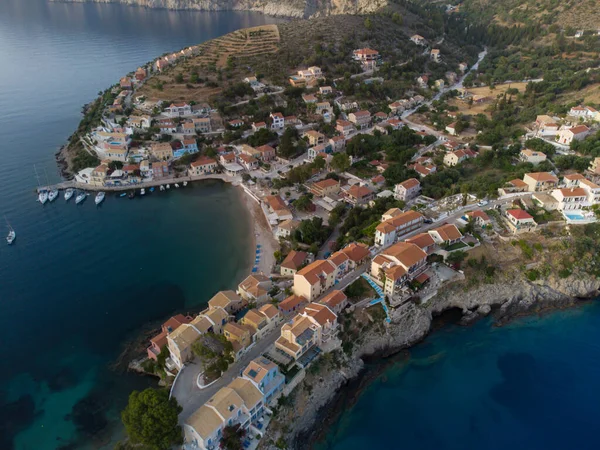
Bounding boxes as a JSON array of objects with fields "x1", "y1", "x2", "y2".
[
  {"x1": 220, "y1": 424, "x2": 245, "y2": 450},
  {"x1": 108, "y1": 161, "x2": 123, "y2": 171},
  {"x1": 446, "y1": 250, "x2": 467, "y2": 265},
  {"x1": 174, "y1": 73, "x2": 184, "y2": 83},
  {"x1": 121, "y1": 388, "x2": 183, "y2": 450},
  {"x1": 331, "y1": 153, "x2": 351, "y2": 172},
  {"x1": 364, "y1": 17, "x2": 373, "y2": 30},
  {"x1": 295, "y1": 194, "x2": 314, "y2": 211}
]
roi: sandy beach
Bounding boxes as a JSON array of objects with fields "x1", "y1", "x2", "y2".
[{"x1": 238, "y1": 186, "x2": 279, "y2": 277}]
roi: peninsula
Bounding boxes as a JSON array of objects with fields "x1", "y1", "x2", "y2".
[{"x1": 56, "y1": 2, "x2": 600, "y2": 449}]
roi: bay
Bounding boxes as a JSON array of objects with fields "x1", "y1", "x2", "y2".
[
  {"x1": 316, "y1": 302, "x2": 600, "y2": 450},
  {"x1": 0, "y1": 1, "x2": 284, "y2": 448}
]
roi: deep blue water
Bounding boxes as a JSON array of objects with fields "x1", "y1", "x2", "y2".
[
  {"x1": 0, "y1": 1, "x2": 283, "y2": 448},
  {"x1": 317, "y1": 302, "x2": 600, "y2": 450}
]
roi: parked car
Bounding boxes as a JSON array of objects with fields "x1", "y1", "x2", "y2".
[{"x1": 478, "y1": 200, "x2": 489, "y2": 207}]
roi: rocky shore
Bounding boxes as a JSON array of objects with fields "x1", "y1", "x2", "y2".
[{"x1": 262, "y1": 272, "x2": 599, "y2": 449}]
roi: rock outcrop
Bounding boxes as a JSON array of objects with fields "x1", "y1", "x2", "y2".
[
  {"x1": 273, "y1": 273, "x2": 599, "y2": 449},
  {"x1": 48, "y1": 0, "x2": 388, "y2": 18}
]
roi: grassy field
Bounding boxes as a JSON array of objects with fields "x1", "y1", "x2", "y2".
[
  {"x1": 559, "y1": 82, "x2": 600, "y2": 105},
  {"x1": 448, "y1": 82, "x2": 529, "y2": 117},
  {"x1": 137, "y1": 24, "x2": 280, "y2": 103}
]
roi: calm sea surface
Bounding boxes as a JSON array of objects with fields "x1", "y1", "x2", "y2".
[
  {"x1": 0, "y1": 1, "x2": 283, "y2": 448},
  {"x1": 316, "y1": 302, "x2": 600, "y2": 450}
]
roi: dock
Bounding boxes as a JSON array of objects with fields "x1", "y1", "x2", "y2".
[{"x1": 36, "y1": 173, "x2": 240, "y2": 193}]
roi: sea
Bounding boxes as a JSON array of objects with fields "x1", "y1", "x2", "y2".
[
  {"x1": 0, "y1": 1, "x2": 284, "y2": 448},
  {"x1": 316, "y1": 302, "x2": 600, "y2": 450}
]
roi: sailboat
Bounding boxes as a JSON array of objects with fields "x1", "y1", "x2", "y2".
[
  {"x1": 140, "y1": 188, "x2": 146, "y2": 196},
  {"x1": 95, "y1": 191, "x2": 106, "y2": 205},
  {"x1": 183, "y1": 181, "x2": 188, "y2": 187},
  {"x1": 64, "y1": 188, "x2": 74, "y2": 201},
  {"x1": 48, "y1": 189, "x2": 59, "y2": 202},
  {"x1": 5, "y1": 217, "x2": 15, "y2": 245},
  {"x1": 75, "y1": 191, "x2": 86, "y2": 204},
  {"x1": 34, "y1": 165, "x2": 48, "y2": 204}
]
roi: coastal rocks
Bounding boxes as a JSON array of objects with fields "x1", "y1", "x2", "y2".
[{"x1": 48, "y1": 0, "x2": 388, "y2": 18}]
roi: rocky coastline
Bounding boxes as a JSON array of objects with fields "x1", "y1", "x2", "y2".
[
  {"x1": 47, "y1": 0, "x2": 388, "y2": 19},
  {"x1": 264, "y1": 273, "x2": 599, "y2": 449}
]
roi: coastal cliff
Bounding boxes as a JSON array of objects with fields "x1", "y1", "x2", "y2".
[
  {"x1": 263, "y1": 272, "x2": 599, "y2": 449},
  {"x1": 47, "y1": 0, "x2": 388, "y2": 18}
]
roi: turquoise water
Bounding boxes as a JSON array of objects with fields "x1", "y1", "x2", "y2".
[
  {"x1": 317, "y1": 302, "x2": 600, "y2": 450},
  {"x1": 0, "y1": 1, "x2": 283, "y2": 448}
]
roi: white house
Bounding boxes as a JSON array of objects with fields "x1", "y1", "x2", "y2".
[
  {"x1": 551, "y1": 187, "x2": 588, "y2": 210},
  {"x1": 270, "y1": 112, "x2": 285, "y2": 130},
  {"x1": 165, "y1": 102, "x2": 192, "y2": 118},
  {"x1": 557, "y1": 125, "x2": 590, "y2": 145},
  {"x1": 394, "y1": 178, "x2": 421, "y2": 201},
  {"x1": 520, "y1": 149, "x2": 547, "y2": 165}
]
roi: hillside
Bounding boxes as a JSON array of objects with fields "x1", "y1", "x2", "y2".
[{"x1": 48, "y1": 0, "x2": 388, "y2": 18}]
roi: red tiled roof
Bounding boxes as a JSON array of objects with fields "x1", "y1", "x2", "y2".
[{"x1": 507, "y1": 209, "x2": 533, "y2": 220}]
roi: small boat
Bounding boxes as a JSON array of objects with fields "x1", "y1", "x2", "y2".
[
  {"x1": 5, "y1": 217, "x2": 15, "y2": 245},
  {"x1": 38, "y1": 191, "x2": 48, "y2": 204},
  {"x1": 159, "y1": 185, "x2": 165, "y2": 191},
  {"x1": 166, "y1": 184, "x2": 170, "y2": 189},
  {"x1": 174, "y1": 183, "x2": 180, "y2": 188},
  {"x1": 64, "y1": 188, "x2": 74, "y2": 201},
  {"x1": 140, "y1": 188, "x2": 146, "y2": 196},
  {"x1": 48, "y1": 189, "x2": 59, "y2": 202},
  {"x1": 95, "y1": 191, "x2": 105, "y2": 205},
  {"x1": 119, "y1": 192, "x2": 127, "y2": 197},
  {"x1": 183, "y1": 181, "x2": 188, "y2": 187},
  {"x1": 149, "y1": 187, "x2": 155, "y2": 193},
  {"x1": 128, "y1": 191, "x2": 135, "y2": 199},
  {"x1": 75, "y1": 192, "x2": 86, "y2": 204}
]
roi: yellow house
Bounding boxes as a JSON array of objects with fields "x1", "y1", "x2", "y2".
[
  {"x1": 240, "y1": 309, "x2": 269, "y2": 339},
  {"x1": 90, "y1": 164, "x2": 108, "y2": 186},
  {"x1": 151, "y1": 142, "x2": 174, "y2": 161},
  {"x1": 167, "y1": 324, "x2": 201, "y2": 370},
  {"x1": 293, "y1": 259, "x2": 337, "y2": 301},
  {"x1": 223, "y1": 322, "x2": 254, "y2": 356}
]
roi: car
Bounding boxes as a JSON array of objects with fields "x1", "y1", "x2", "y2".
[
  {"x1": 424, "y1": 218, "x2": 433, "y2": 224},
  {"x1": 477, "y1": 200, "x2": 489, "y2": 207}
]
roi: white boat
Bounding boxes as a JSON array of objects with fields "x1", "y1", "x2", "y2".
[
  {"x1": 75, "y1": 192, "x2": 86, "y2": 204},
  {"x1": 159, "y1": 185, "x2": 165, "y2": 191},
  {"x1": 38, "y1": 191, "x2": 48, "y2": 204},
  {"x1": 174, "y1": 183, "x2": 179, "y2": 188},
  {"x1": 140, "y1": 188, "x2": 146, "y2": 196},
  {"x1": 183, "y1": 181, "x2": 188, "y2": 187},
  {"x1": 95, "y1": 191, "x2": 105, "y2": 205},
  {"x1": 166, "y1": 184, "x2": 170, "y2": 189},
  {"x1": 5, "y1": 217, "x2": 15, "y2": 245},
  {"x1": 48, "y1": 189, "x2": 59, "y2": 202},
  {"x1": 64, "y1": 188, "x2": 74, "y2": 201}
]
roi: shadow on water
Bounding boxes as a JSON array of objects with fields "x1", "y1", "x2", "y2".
[{"x1": 0, "y1": 393, "x2": 38, "y2": 450}]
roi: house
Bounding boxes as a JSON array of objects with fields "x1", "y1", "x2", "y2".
[
  {"x1": 151, "y1": 142, "x2": 174, "y2": 161},
  {"x1": 444, "y1": 149, "x2": 472, "y2": 167},
  {"x1": 181, "y1": 122, "x2": 196, "y2": 135},
  {"x1": 193, "y1": 117, "x2": 212, "y2": 133},
  {"x1": 394, "y1": 178, "x2": 421, "y2": 201},
  {"x1": 589, "y1": 157, "x2": 600, "y2": 175},
  {"x1": 252, "y1": 121, "x2": 267, "y2": 132},
  {"x1": 329, "y1": 136, "x2": 346, "y2": 152},
  {"x1": 370, "y1": 242, "x2": 427, "y2": 298},
  {"x1": 417, "y1": 75, "x2": 429, "y2": 89},
  {"x1": 302, "y1": 94, "x2": 318, "y2": 104},
  {"x1": 348, "y1": 110, "x2": 371, "y2": 129},
  {"x1": 152, "y1": 161, "x2": 169, "y2": 179},
  {"x1": 276, "y1": 219, "x2": 300, "y2": 238},
  {"x1": 375, "y1": 210, "x2": 424, "y2": 247},
  {"x1": 178, "y1": 138, "x2": 199, "y2": 157},
  {"x1": 458, "y1": 62, "x2": 468, "y2": 73},
  {"x1": 372, "y1": 174, "x2": 386, "y2": 186},
  {"x1": 238, "y1": 154, "x2": 259, "y2": 171},
  {"x1": 242, "y1": 357, "x2": 285, "y2": 405},
  {"x1": 520, "y1": 149, "x2": 547, "y2": 165},
  {"x1": 353, "y1": 48, "x2": 380, "y2": 71},
  {"x1": 255, "y1": 145, "x2": 276, "y2": 161},
  {"x1": 428, "y1": 224, "x2": 463, "y2": 246},
  {"x1": 569, "y1": 105, "x2": 598, "y2": 118},
  {"x1": 119, "y1": 77, "x2": 132, "y2": 90},
  {"x1": 265, "y1": 195, "x2": 293, "y2": 222},
  {"x1": 220, "y1": 153, "x2": 236, "y2": 165},
  {"x1": 280, "y1": 250, "x2": 309, "y2": 277},
  {"x1": 90, "y1": 164, "x2": 108, "y2": 186},
  {"x1": 435, "y1": 79, "x2": 445, "y2": 90},
  {"x1": 208, "y1": 290, "x2": 245, "y2": 314},
  {"x1": 189, "y1": 157, "x2": 218, "y2": 176},
  {"x1": 278, "y1": 294, "x2": 309, "y2": 315},
  {"x1": 158, "y1": 120, "x2": 177, "y2": 134},
  {"x1": 229, "y1": 119, "x2": 244, "y2": 128},
  {"x1": 165, "y1": 102, "x2": 192, "y2": 118},
  {"x1": 275, "y1": 314, "x2": 321, "y2": 360},
  {"x1": 241, "y1": 308, "x2": 275, "y2": 340},
  {"x1": 237, "y1": 274, "x2": 271, "y2": 305},
  {"x1": 183, "y1": 378, "x2": 264, "y2": 450},
  {"x1": 336, "y1": 119, "x2": 355, "y2": 136},
  {"x1": 579, "y1": 178, "x2": 600, "y2": 203},
  {"x1": 147, "y1": 314, "x2": 193, "y2": 361},
  {"x1": 194, "y1": 307, "x2": 229, "y2": 335},
  {"x1": 343, "y1": 185, "x2": 375, "y2": 205},
  {"x1": 127, "y1": 115, "x2": 151, "y2": 129},
  {"x1": 284, "y1": 116, "x2": 301, "y2": 127},
  {"x1": 270, "y1": 112, "x2": 285, "y2": 130},
  {"x1": 557, "y1": 125, "x2": 590, "y2": 145},
  {"x1": 122, "y1": 164, "x2": 139, "y2": 177},
  {"x1": 167, "y1": 323, "x2": 202, "y2": 369},
  {"x1": 316, "y1": 102, "x2": 332, "y2": 116},
  {"x1": 465, "y1": 210, "x2": 491, "y2": 227},
  {"x1": 319, "y1": 290, "x2": 348, "y2": 315},
  {"x1": 304, "y1": 130, "x2": 326, "y2": 146},
  {"x1": 135, "y1": 67, "x2": 147, "y2": 81},
  {"x1": 445, "y1": 123, "x2": 458, "y2": 136},
  {"x1": 532, "y1": 192, "x2": 559, "y2": 211},
  {"x1": 258, "y1": 304, "x2": 282, "y2": 327},
  {"x1": 410, "y1": 34, "x2": 426, "y2": 46},
  {"x1": 224, "y1": 322, "x2": 254, "y2": 354},
  {"x1": 551, "y1": 187, "x2": 588, "y2": 210},
  {"x1": 523, "y1": 172, "x2": 559, "y2": 192},
  {"x1": 505, "y1": 209, "x2": 537, "y2": 234},
  {"x1": 310, "y1": 178, "x2": 341, "y2": 197},
  {"x1": 430, "y1": 49, "x2": 441, "y2": 62},
  {"x1": 319, "y1": 86, "x2": 333, "y2": 95},
  {"x1": 293, "y1": 259, "x2": 337, "y2": 301},
  {"x1": 298, "y1": 303, "x2": 337, "y2": 343},
  {"x1": 563, "y1": 173, "x2": 586, "y2": 187},
  {"x1": 507, "y1": 178, "x2": 529, "y2": 191},
  {"x1": 336, "y1": 242, "x2": 370, "y2": 269},
  {"x1": 405, "y1": 233, "x2": 436, "y2": 254}
]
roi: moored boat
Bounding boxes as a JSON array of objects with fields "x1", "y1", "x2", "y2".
[
  {"x1": 183, "y1": 181, "x2": 188, "y2": 187},
  {"x1": 48, "y1": 189, "x2": 59, "y2": 202},
  {"x1": 5, "y1": 217, "x2": 15, "y2": 245},
  {"x1": 149, "y1": 187, "x2": 155, "y2": 193},
  {"x1": 75, "y1": 192, "x2": 86, "y2": 204},
  {"x1": 159, "y1": 185, "x2": 165, "y2": 191},
  {"x1": 38, "y1": 190, "x2": 48, "y2": 204},
  {"x1": 174, "y1": 183, "x2": 179, "y2": 188},
  {"x1": 140, "y1": 188, "x2": 146, "y2": 196},
  {"x1": 64, "y1": 188, "x2": 74, "y2": 201},
  {"x1": 95, "y1": 191, "x2": 105, "y2": 205},
  {"x1": 166, "y1": 184, "x2": 170, "y2": 189},
  {"x1": 128, "y1": 191, "x2": 135, "y2": 199}
]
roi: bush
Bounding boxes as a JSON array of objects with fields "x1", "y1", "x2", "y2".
[{"x1": 526, "y1": 269, "x2": 539, "y2": 281}]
